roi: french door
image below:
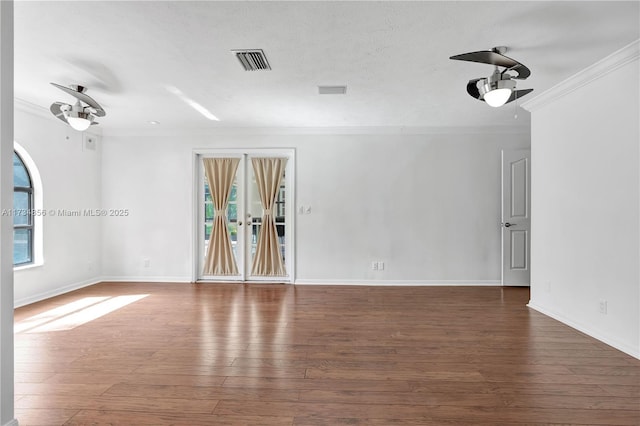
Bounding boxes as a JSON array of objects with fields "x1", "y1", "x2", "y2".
[{"x1": 195, "y1": 150, "x2": 294, "y2": 283}]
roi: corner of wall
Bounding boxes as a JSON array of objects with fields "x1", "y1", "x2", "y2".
[
  {"x1": 13, "y1": 103, "x2": 104, "y2": 308},
  {"x1": 526, "y1": 41, "x2": 640, "y2": 359}
]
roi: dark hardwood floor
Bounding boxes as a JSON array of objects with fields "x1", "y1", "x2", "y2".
[{"x1": 14, "y1": 283, "x2": 640, "y2": 425}]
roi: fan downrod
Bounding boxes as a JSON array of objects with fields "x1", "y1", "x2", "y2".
[{"x1": 493, "y1": 46, "x2": 508, "y2": 55}]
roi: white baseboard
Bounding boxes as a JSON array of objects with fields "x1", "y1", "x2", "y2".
[
  {"x1": 101, "y1": 276, "x2": 192, "y2": 283},
  {"x1": 3, "y1": 419, "x2": 18, "y2": 426},
  {"x1": 14, "y1": 277, "x2": 502, "y2": 308},
  {"x1": 294, "y1": 279, "x2": 501, "y2": 286},
  {"x1": 14, "y1": 277, "x2": 102, "y2": 308},
  {"x1": 527, "y1": 301, "x2": 640, "y2": 360}
]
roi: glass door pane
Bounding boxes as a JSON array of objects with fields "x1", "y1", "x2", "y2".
[
  {"x1": 275, "y1": 171, "x2": 286, "y2": 263},
  {"x1": 247, "y1": 166, "x2": 262, "y2": 271}
]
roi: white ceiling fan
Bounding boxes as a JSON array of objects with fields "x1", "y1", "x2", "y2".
[{"x1": 49, "y1": 83, "x2": 106, "y2": 131}]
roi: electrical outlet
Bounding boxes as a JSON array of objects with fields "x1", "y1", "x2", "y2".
[
  {"x1": 371, "y1": 261, "x2": 384, "y2": 271},
  {"x1": 545, "y1": 280, "x2": 551, "y2": 293},
  {"x1": 599, "y1": 300, "x2": 608, "y2": 314},
  {"x1": 298, "y1": 206, "x2": 305, "y2": 214},
  {"x1": 143, "y1": 258, "x2": 151, "y2": 268}
]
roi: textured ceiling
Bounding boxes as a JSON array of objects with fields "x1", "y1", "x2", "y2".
[{"x1": 14, "y1": 1, "x2": 640, "y2": 131}]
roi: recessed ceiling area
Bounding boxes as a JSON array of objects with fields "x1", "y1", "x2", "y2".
[{"x1": 13, "y1": 1, "x2": 640, "y2": 131}]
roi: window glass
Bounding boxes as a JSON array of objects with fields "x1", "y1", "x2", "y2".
[
  {"x1": 13, "y1": 151, "x2": 34, "y2": 266},
  {"x1": 13, "y1": 153, "x2": 31, "y2": 187},
  {"x1": 14, "y1": 228, "x2": 32, "y2": 265},
  {"x1": 13, "y1": 191, "x2": 30, "y2": 225}
]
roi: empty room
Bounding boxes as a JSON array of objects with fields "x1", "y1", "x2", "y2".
[{"x1": 1, "y1": 1, "x2": 639, "y2": 425}]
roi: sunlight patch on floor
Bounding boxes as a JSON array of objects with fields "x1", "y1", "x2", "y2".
[{"x1": 15, "y1": 295, "x2": 149, "y2": 333}]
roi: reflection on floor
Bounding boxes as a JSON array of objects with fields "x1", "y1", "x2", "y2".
[{"x1": 13, "y1": 282, "x2": 640, "y2": 425}]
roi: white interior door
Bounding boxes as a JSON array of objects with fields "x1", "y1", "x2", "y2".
[
  {"x1": 196, "y1": 151, "x2": 294, "y2": 283},
  {"x1": 501, "y1": 149, "x2": 531, "y2": 286}
]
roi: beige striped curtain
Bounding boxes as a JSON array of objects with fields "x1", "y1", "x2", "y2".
[
  {"x1": 251, "y1": 157, "x2": 287, "y2": 276},
  {"x1": 203, "y1": 158, "x2": 240, "y2": 276}
]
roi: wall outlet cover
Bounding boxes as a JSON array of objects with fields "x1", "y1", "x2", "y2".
[{"x1": 599, "y1": 300, "x2": 608, "y2": 314}]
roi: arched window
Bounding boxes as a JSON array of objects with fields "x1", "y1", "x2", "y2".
[{"x1": 13, "y1": 151, "x2": 33, "y2": 265}]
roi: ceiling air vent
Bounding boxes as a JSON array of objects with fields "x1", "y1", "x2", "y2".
[
  {"x1": 318, "y1": 85, "x2": 347, "y2": 95},
  {"x1": 232, "y1": 49, "x2": 271, "y2": 71}
]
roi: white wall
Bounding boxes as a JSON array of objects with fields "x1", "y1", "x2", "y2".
[
  {"x1": 101, "y1": 129, "x2": 530, "y2": 284},
  {"x1": 524, "y1": 41, "x2": 639, "y2": 358},
  {"x1": 13, "y1": 105, "x2": 103, "y2": 307}
]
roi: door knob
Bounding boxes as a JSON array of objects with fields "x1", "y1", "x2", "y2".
[
  {"x1": 238, "y1": 221, "x2": 243, "y2": 226},
  {"x1": 504, "y1": 222, "x2": 515, "y2": 228}
]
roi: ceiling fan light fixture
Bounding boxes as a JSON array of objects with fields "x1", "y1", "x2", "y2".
[
  {"x1": 66, "y1": 115, "x2": 92, "y2": 131},
  {"x1": 483, "y1": 88, "x2": 512, "y2": 108},
  {"x1": 450, "y1": 47, "x2": 533, "y2": 107},
  {"x1": 63, "y1": 104, "x2": 94, "y2": 131},
  {"x1": 480, "y1": 78, "x2": 516, "y2": 108}
]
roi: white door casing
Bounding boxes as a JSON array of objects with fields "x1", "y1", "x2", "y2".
[{"x1": 501, "y1": 149, "x2": 531, "y2": 286}]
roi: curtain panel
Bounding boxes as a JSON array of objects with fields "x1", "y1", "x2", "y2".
[
  {"x1": 203, "y1": 157, "x2": 240, "y2": 276},
  {"x1": 251, "y1": 157, "x2": 287, "y2": 276}
]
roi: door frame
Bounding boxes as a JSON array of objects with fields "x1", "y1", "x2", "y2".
[{"x1": 191, "y1": 148, "x2": 295, "y2": 283}]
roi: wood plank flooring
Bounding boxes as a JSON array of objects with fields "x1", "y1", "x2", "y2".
[{"x1": 14, "y1": 283, "x2": 640, "y2": 425}]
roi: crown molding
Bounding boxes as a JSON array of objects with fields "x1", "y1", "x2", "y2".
[
  {"x1": 521, "y1": 39, "x2": 639, "y2": 112},
  {"x1": 17, "y1": 96, "x2": 529, "y2": 139},
  {"x1": 15, "y1": 97, "x2": 102, "y2": 137},
  {"x1": 14, "y1": 97, "x2": 50, "y2": 120},
  {"x1": 102, "y1": 124, "x2": 530, "y2": 139}
]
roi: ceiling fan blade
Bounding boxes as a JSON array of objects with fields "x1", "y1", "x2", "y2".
[
  {"x1": 451, "y1": 51, "x2": 531, "y2": 79},
  {"x1": 502, "y1": 63, "x2": 531, "y2": 80},
  {"x1": 50, "y1": 102, "x2": 70, "y2": 123},
  {"x1": 87, "y1": 106, "x2": 106, "y2": 118},
  {"x1": 466, "y1": 78, "x2": 484, "y2": 100},
  {"x1": 505, "y1": 88, "x2": 534, "y2": 104},
  {"x1": 451, "y1": 50, "x2": 518, "y2": 68},
  {"x1": 50, "y1": 82, "x2": 106, "y2": 113}
]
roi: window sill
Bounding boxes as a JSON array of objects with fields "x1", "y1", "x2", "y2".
[{"x1": 14, "y1": 262, "x2": 43, "y2": 272}]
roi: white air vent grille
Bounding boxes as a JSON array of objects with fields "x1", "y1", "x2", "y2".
[
  {"x1": 232, "y1": 49, "x2": 271, "y2": 71},
  {"x1": 318, "y1": 85, "x2": 347, "y2": 95}
]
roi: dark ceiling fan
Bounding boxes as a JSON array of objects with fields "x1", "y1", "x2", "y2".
[
  {"x1": 50, "y1": 83, "x2": 106, "y2": 131},
  {"x1": 450, "y1": 46, "x2": 533, "y2": 107}
]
